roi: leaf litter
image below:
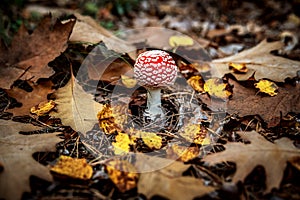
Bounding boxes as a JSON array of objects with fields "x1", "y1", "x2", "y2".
[
  {"x1": 0, "y1": 1, "x2": 300, "y2": 200},
  {"x1": 0, "y1": 120, "x2": 62, "y2": 200}
]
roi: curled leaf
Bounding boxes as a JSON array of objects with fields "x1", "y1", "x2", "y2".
[
  {"x1": 50, "y1": 155, "x2": 93, "y2": 180},
  {"x1": 97, "y1": 104, "x2": 127, "y2": 134},
  {"x1": 254, "y1": 79, "x2": 278, "y2": 96},
  {"x1": 106, "y1": 160, "x2": 139, "y2": 192},
  {"x1": 228, "y1": 62, "x2": 248, "y2": 73},
  {"x1": 187, "y1": 75, "x2": 205, "y2": 93}
]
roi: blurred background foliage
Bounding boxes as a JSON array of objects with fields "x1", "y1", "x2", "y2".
[
  {"x1": 0, "y1": 0, "x2": 141, "y2": 45},
  {"x1": 0, "y1": 0, "x2": 299, "y2": 46}
]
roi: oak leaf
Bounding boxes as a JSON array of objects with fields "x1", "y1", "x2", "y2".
[
  {"x1": 5, "y1": 80, "x2": 54, "y2": 116},
  {"x1": 201, "y1": 79, "x2": 300, "y2": 126},
  {"x1": 0, "y1": 16, "x2": 75, "y2": 89},
  {"x1": 210, "y1": 39, "x2": 300, "y2": 82},
  {"x1": 203, "y1": 131, "x2": 300, "y2": 193},
  {"x1": 51, "y1": 76, "x2": 103, "y2": 135},
  {"x1": 70, "y1": 13, "x2": 136, "y2": 54},
  {"x1": 0, "y1": 120, "x2": 62, "y2": 200},
  {"x1": 135, "y1": 154, "x2": 215, "y2": 200}
]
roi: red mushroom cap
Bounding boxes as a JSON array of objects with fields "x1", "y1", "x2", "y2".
[{"x1": 134, "y1": 50, "x2": 178, "y2": 88}]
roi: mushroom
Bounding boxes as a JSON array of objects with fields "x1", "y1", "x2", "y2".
[{"x1": 134, "y1": 50, "x2": 178, "y2": 122}]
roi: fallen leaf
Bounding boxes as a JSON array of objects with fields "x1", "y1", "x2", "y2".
[
  {"x1": 50, "y1": 155, "x2": 93, "y2": 180},
  {"x1": 85, "y1": 54, "x2": 133, "y2": 82},
  {"x1": 135, "y1": 154, "x2": 215, "y2": 199},
  {"x1": 210, "y1": 39, "x2": 300, "y2": 82},
  {"x1": 0, "y1": 15, "x2": 75, "y2": 89},
  {"x1": 254, "y1": 79, "x2": 278, "y2": 96},
  {"x1": 169, "y1": 35, "x2": 194, "y2": 47},
  {"x1": 121, "y1": 74, "x2": 137, "y2": 88},
  {"x1": 201, "y1": 79, "x2": 300, "y2": 126},
  {"x1": 5, "y1": 80, "x2": 54, "y2": 116},
  {"x1": 203, "y1": 131, "x2": 300, "y2": 193},
  {"x1": 0, "y1": 120, "x2": 62, "y2": 200},
  {"x1": 203, "y1": 78, "x2": 232, "y2": 99},
  {"x1": 187, "y1": 75, "x2": 205, "y2": 93},
  {"x1": 112, "y1": 132, "x2": 134, "y2": 155},
  {"x1": 167, "y1": 144, "x2": 199, "y2": 162},
  {"x1": 105, "y1": 160, "x2": 139, "y2": 192},
  {"x1": 51, "y1": 76, "x2": 103, "y2": 135},
  {"x1": 180, "y1": 124, "x2": 211, "y2": 145},
  {"x1": 70, "y1": 13, "x2": 136, "y2": 54},
  {"x1": 30, "y1": 100, "x2": 56, "y2": 116},
  {"x1": 123, "y1": 27, "x2": 211, "y2": 62},
  {"x1": 131, "y1": 130, "x2": 163, "y2": 150},
  {"x1": 97, "y1": 104, "x2": 128, "y2": 134},
  {"x1": 228, "y1": 62, "x2": 248, "y2": 73}
]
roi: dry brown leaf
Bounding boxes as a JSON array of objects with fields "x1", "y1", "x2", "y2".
[
  {"x1": 135, "y1": 154, "x2": 215, "y2": 200},
  {"x1": 0, "y1": 120, "x2": 62, "y2": 200},
  {"x1": 70, "y1": 13, "x2": 135, "y2": 54},
  {"x1": 201, "y1": 79, "x2": 300, "y2": 126},
  {"x1": 51, "y1": 76, "x2": 103, "y2": 135},
  {"x1": 203, "y1": 131, "x2": 300, "y2": 193},
  {"x1": 210, "y1": 39, "x2": 300, "y2": 82},
  {"x1": 5, "y1": 80, "x2": 54, "y2": 116},
  {"x1": 87, "y1": 57, "x2": 133, "y2": 82},
  {"x1": 123, "y1": 27, "x2": 211, "y2": 62},
  {"x1": 0, "y1": 15, "x2": 75, "y2": 89},
  {"x1": 23, "y1": 6, "x2": 135, "y2": 55}
]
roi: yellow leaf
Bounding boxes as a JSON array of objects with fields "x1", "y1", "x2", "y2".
[
  {"x1": 228, "y1": 62, "x2": 248, "y2": 73},
  {"x1": 169, "y1": 35, "x2": 194, "y2": 47},
  {"x1": 141, "y1": 131, "x2": 162, "y2": 149},
  {"x1": 112, "y1": 132, "x2": 134, "y2": 155},
  {"x1": 106, "y1": 160, "x2": 139, "y2": 192},
  {"x1": 30, "y1": 100, "x2": 56, "y2": 116},
  {"x1": 180, "y1": 124, "x2": 211, "y2": 145},
  {"x1": 121, "y1": 75, "x2": 137, "y2": 88},
  {"x1": 187, "y1": 75, "x2": 205, "y2": 93},
  {"x1": 204, "y1": 78, "x2": 232, "y2": 99},
  {"x1": 254, "y1": 79, "x2": 278, "y2": 96},
  {"x1": 168, "y1": 144, "x2": 199, "y2": 162},
  {"x1": 129, "y1": 129, "x2": 162, "y2": 149},
  {"x1": 97, "y1": 104, "x2": 127, "y2": 134},
  {"x1": 50, "y1": 155, "x2": 93, "y2": 180}
]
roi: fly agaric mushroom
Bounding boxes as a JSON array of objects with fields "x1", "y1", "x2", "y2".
[{"x1": 134, "y1": 50, "x2": 178, "y2": 121}]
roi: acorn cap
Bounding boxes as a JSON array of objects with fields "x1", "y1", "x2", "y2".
[{"x1": 134, "y1": 50, "x2": 178, "y2": 88}]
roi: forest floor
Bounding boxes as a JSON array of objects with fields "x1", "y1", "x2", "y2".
[{"x1": 0, "y1": 0, "x2": 300, "y2": 200}]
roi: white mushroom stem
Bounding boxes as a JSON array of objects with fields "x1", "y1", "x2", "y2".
[{"x1": 145, "y1": 88, "x2": 165, "y2": 121}]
